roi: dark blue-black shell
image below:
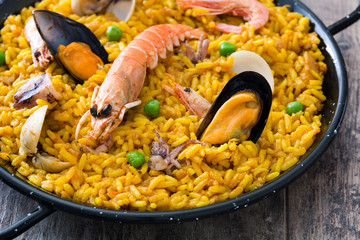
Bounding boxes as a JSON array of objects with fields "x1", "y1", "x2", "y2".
[
  {"x1": 32, "y1": 10, "x2": 109, "y2": 82},
  {"x1": 196, "y1": 71, "x2": 273, "y2": 143}
]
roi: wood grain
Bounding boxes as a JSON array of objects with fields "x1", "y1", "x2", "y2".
[{"x1": 1, "y1": 0, "x2": 359, "y2": 239}]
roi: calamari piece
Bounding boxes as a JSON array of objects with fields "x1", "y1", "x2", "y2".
[
  {"x1": 24, "y1": 17, "x2": 53, "y2": 68},
  {"x1": 13, "y1": 73, "x2": 62, "y2": 109},
  {"x1": 149, "y1": 129, "x2": 202, "y2": 174},
  {"x1": 32, "y1": 153, "x2": 72, "y2": 173}
]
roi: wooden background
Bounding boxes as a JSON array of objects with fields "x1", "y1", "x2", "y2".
[{"x1": 1, "y1": 0, "x2": 360, "y2": 239}]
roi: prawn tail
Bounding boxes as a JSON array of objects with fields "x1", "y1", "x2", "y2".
[
  {"x1": 176, "y1": 0, "x2": 237, "y2": 15},
  {"x1": 215, "y1": 23, "x2": 244, "y2": 34}
]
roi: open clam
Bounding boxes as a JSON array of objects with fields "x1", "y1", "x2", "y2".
[
  {"x1": 71, "y1": 0, "x2": 136, "y2": 22},
  {"x1": 32, "y1": 10, "x2": 109, "y2": 83},
  {"x1": 196, "y1": 71, "x2": 272, "y2": 145},
  {"x1": 20, "y1": 105, "x2": 72, "y2": 173}
]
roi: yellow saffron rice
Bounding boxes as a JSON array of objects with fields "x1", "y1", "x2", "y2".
[{"x1": 0, "y1": 0, "x2": 327, "y2": 211}]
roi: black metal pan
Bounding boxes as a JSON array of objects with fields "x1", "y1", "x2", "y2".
[{"x1": 0, "y1": 0, "x2": 359, "y2": 238}]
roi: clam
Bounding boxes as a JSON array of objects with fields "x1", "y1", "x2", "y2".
[
  {"x1": 230, "y1": 50, "x2": 274, "y2": 93},
  {"x1": 196, "y1": 71, "x2": 272, "y2": 145},
  {"x1": 20, "y1": 105, "x2": 72, "y2": 173},
  {"x1": 71, "y1": 0, "x2": 136, "y2": 22},
  {"x1": 32, "y1": 10, "x2": 109, "y2": 83}
]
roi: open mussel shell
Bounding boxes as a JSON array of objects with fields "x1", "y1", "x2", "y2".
[
  {"x1": 33, "y1": 10, "x2": 109, "y2": 81},
  {"x1": 196, "y1": 71, "x2": 272, "y2": 144}
]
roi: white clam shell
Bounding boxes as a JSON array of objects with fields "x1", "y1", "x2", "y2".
[
  {"x1": 20, "y1": 105, "x2": 48, "y2": 154},
  {"x1": 106, "y1": 0, "x2": 136, "y2": 22},
  {"x1": 230, "y1": 50, "x2": 274, "y2": 93}
]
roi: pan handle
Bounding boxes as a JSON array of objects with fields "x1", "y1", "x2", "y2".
[
  {"x1": 0, "y1": 203, "x2": 55, "y2": 239},
  {"x1": 327, "y1": 3, "x2": 360, "y2": 35}
]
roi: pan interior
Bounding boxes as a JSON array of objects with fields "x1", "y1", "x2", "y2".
[{"x1": 0, "y1": 0, "x2": 347, "y2": 221}]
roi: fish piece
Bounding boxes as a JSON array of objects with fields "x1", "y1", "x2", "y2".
[
  {"x1": 177, "y1": 0, "x2": 269, "y2": 34},
  {"x1": 24, "y1": 17, "x2": 53, "y2": 68},
  {"x1": 75, "y1": 24, "x2": 207, "y2": 152},
  {"x1": 13, "y1": 73, "x2": 62, "y2": 109},
  {"x1": 149, "y1": 129, "x2": 202, "y2": 174}
]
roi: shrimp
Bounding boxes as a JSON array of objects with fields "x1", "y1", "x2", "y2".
[
  {"x1": 75, "y1": 24, "x2": 207, "y2": 152},
  {"x1": 24, "y1": 17, "x2": 53, "y2": 68},
  {"x1": 176, "y1": 0, "x2": 269, "y2": 34}
]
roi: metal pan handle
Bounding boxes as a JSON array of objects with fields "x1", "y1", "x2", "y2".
[
  {"x1": 0, "y1": 203, "x2": 55, "y2": 239},
  {"x1": 327, "y1": 3, "x2": 360, "y2": 35}
]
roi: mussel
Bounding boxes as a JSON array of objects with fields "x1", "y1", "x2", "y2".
[
  {"x1": 196, "y1": 71, "x2": 272, "y2": 145},
  {"x1": 32, "y1": 10, "x2": 109, "y2": 83}
]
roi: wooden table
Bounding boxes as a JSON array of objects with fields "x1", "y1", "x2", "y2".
[{"x1": 1, "y1": 0, "x2": 359, "y2": 239}]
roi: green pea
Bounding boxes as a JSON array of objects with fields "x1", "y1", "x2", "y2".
[
  {"x1": 106, "y1": 25, "x2": 123, "y2": 41},
  {"x1": 0, "y1": 51, "x2": 5, "y2": 66},
  {"x1": 126, "y1": 151, "x2": 145, "y2": 168},
  {"x1": 144, "y1": 99, "x2": 160, "y2": 118},
  {"x1": 286, "y1": 101, "x2": 303, "y2": 115},
  {"x1": 219, "y1": 41, "x2": 237, "y2": 56}
]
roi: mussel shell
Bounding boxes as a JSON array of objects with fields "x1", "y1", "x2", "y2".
[
  {"x1": 196, "y1": 71, "x2": 272, "y2": 143},
  {"x1": 32, "y1": 10, "x2": 109, "y2": 81}
]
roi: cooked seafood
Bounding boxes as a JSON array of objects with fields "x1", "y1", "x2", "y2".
[
  {"x1": 165, "y1": 70, "x2": 272, "y2": 145},
  {"x1": 32, "y1": 153, "x2": 72, "y2": 173},
  {"x1": 20, "y1": 105, "x2": 72, "y2": 172},
  {"x1": 20, "y1": 105, "x2": 48, "y2": 154},
  {"x1": 163, "y1": 78, "x2": 211, "y2": 118},
  {"x1": 177, "y1": 0, "x2": 269, "y2": 33},
  {"x1": 230, "y1": 50, "x2": 274, "y2": 92},
  {"x1": 71, "y1": 0, "x2": 136, "y2": 22},
  {"x1": 75, "y1": 24, "x2": 207, "y2": 151},
  {"x1": 32, "y1": 10, "x2": 109, "y2": 83},
  {"x1": 13, "y1": 73, "x2": 62, "y2": 109},
  {"x1": 182, "y1": 35, "x2": 210, "y2": 64},
  {"x1": 149, "y1": 129, "x2": 202, "y2": 174},
  {"x1": 57, "y1": 42, "x2": 104, "y2": 82},
  {"x1": 24, "y1": 17, "x2": 53, "y2": 68},
  {"x1": 196, "y1": 71, "x2": 272, "y2": 144}
]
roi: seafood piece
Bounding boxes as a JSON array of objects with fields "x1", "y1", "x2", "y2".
[
  {"x1": 164, "y1": 52, "x2": 273, "y2": 145},
  {"x1": 230, "y1": 50, "x2": 274, "y2": 92},
  {"x1": 177, "y1": 0, "x2": 269, "y2": 34},
  {"x1": 149, "y1": 129, "x2": 202, "y2": 174},
  {"x1": 32, "y1": 153, "x2": 72, "y2": 173},
  {"x1": 32, "y1": 10, "x2": 109, "y2": 83},
  {"x1": 182, "y1": 35, "x2": 210, "y2": 64},
  {"x1": 24, "y1": 17, "x2": 53, "y2": 68},
  {"x1": 20, "y1": 105, "x2": 72, "y2": 173},
  {"x1": 75, "y1": 24, "x2": 207, "y2": 151},
  {"x1": 163, "y1": 78, "x2": 211, "y2": 118},
  {"x1": 13, "y1": 73, "x2": 62, "y2": 109},
  {"x1": 20, "y1": 105, "x2": 48, "y2": 154},
  {"x1": 196, "y1": 71, "x2": 272, "y2": 144},
  {"x1": 71, "y1": 0, "x2": 112, "y2": 16},
  {"x1": 107, "y1": 0, "x2": 136, "y2": 22},
  {"x1": 71, "y1": 0, "x2": 136, "y2": 22}
]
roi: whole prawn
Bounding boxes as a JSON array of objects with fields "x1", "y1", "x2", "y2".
[
  {"x1": 75, "y1": 24, "x2": 207, "y2": 153},
  {"x1": 176, "y1": 0, "x2": 269, "y2": 34}
]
